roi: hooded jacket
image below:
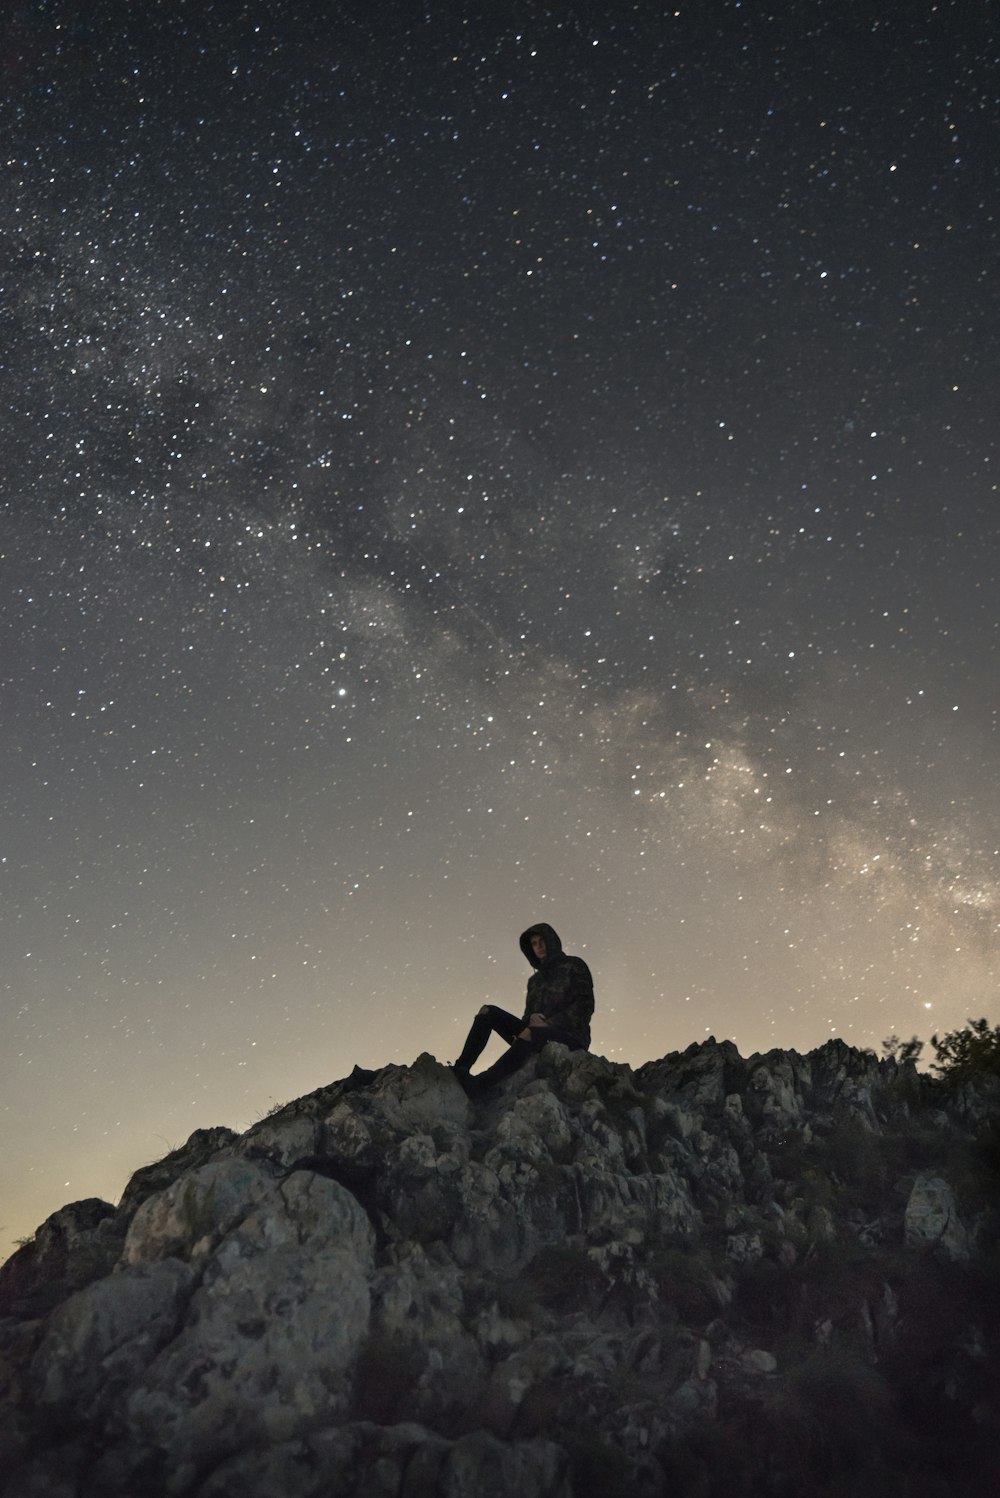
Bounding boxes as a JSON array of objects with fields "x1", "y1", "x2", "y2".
[{"x1": 519, "y1": 922, "x2": 594, "y2": 1049}]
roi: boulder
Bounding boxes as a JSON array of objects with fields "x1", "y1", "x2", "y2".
[
  {"x1": 113, "y1": 1171, "x2": 375, "y2": 1490},
  {"x1": 904, "y1": 1173, "x2": 971, "y2": 1260},
  {"x1": 0, "y1": 1198, "x2": 121, "y2": 1318},
  {"x1": 122, "y1": 1157, "x2": 280, "y2": 1265}
]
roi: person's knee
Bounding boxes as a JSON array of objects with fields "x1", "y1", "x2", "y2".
[{"x1": 478, "y1": 1004, "x2": 490, "y2": 1016}]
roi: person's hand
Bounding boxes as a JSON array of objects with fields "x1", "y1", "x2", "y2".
[{"x1": 517, "y1": 1014, "x2": 549, "y2": 1041}]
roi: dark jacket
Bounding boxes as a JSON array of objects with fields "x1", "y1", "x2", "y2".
[{"x1": 519, "y1": 923, "x2": 594, "y2": 1049}]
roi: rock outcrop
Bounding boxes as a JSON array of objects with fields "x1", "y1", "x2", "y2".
[{"x1": 2, "y1": 1040, "x2": 998, "y2": 1497}]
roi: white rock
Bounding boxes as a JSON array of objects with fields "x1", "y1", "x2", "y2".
[{"x1": 904, "y1": 1174, "x2": 970, "y2": 1260}]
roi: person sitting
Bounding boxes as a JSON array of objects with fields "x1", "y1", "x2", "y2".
[{"x1": 453, "y1": 922, "x2": 594, "y2": 1096}]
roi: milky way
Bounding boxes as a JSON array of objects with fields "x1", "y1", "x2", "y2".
[{"x1": 2, "y1": 1, "x2": 997, "y2": 1248}]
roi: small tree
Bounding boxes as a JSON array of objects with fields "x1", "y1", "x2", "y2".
[
  {"x1": 929, "y1": 1017, "x2": 1000, "y2": 1082},
  {"x1": 882, "y1": 1033, "x2": 923, "y2": 1065}
]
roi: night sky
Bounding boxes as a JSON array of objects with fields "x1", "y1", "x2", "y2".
[{"x1": 2, "y1": 0, "x2": 997, "y2": 1251}]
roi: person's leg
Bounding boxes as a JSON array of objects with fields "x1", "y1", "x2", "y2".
[
  {"x1": 472, "y1": 1036, "x2": 534, "y2": 1090},
  {"x1": 533, "y1": 1023, "x2": 586, "y2": 1052},
  {"x1": 454, "y1": 1005, "x2": 522, "y2": 1073},
  {"x1": 474, "y1": 1027, "x2": 587, "y2": 1095}
]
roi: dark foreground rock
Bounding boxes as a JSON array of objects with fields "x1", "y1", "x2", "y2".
[{"x1": 2, "y1": 1040, "x2": 998, "y2": 1497}]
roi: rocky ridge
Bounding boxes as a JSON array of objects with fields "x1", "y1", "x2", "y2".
[{"x1": 1, "y1": 1038, "x2": 998, "y2": 1497}]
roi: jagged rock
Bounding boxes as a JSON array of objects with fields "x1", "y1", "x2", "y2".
[
  {"x1": 950, "y1": 1072, "x2": 1000, "y2": 1129},
  {"x1": 365, "y1": 1244, "x2": 486, "y2": 1425},
  {"x1": 490, "y1": 1085, "x2": 574, "y2": 1164},
  {"x1": 363, "y1": 1052, "x2": 471, "y2": 1138},
  {"x1": 746, "y1": 1054, "x2": 808, "y2": 1129},
  {"x1": 725, "y1": 1230, "x2": 763, "y2": 1264},
  {"x1": 638, "y1": 1036, "x2": 743, "y2": 1114},
  {"x1": 1, "y1": 1039, "x2": 997, "y2": 1498}
]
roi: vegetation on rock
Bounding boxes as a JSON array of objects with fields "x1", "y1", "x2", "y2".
[{"x1": 883, "y1": 1015, "x2": 1000, "y2": 1084}]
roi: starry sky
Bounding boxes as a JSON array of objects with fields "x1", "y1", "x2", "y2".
[{"x1": 2, "y1": 0, "x2": 998, "y2": 1251}]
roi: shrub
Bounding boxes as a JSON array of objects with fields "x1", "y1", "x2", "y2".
[
  {"x1": 498, "y1": 1242, "x2": 609, "y2": 1320},
  {"x1": 784, "y1": 1349, "x2": 895, "y2": 1452},
  {"x1": 930, "y1": 1017, "x2": 1000, "y2": 1083},
  {"x1": 882, "y1": 1034, "x2": 924, "y2": 1066},
  {"x1": 648, "y1": 1244, "x2": 723, "y2": 1322},
  {"x1": 660, "y1": 1351, "x2": 900, "y2": 1497}
]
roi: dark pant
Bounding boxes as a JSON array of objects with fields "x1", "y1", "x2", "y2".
[{"x1": 455, "y1": 1005, "x2": 584, "y2": 1089}]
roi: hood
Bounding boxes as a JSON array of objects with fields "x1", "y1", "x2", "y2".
[{"x1": 519, "y1": 922, "x2": 564, "y2": 969}]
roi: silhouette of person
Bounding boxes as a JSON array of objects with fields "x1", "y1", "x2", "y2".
[{"x1": 453, "y1": 922, "x2": 594, "y2": 1096}]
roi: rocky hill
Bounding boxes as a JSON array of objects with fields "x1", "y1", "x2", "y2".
[{"x1": 1, "y1": 1039, "x2": 998, "y2": 1498}]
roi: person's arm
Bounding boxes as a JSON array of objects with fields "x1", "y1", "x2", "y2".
[{"x1": 517, "y1": 1011, "x2": 549, "y2": 1039}]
